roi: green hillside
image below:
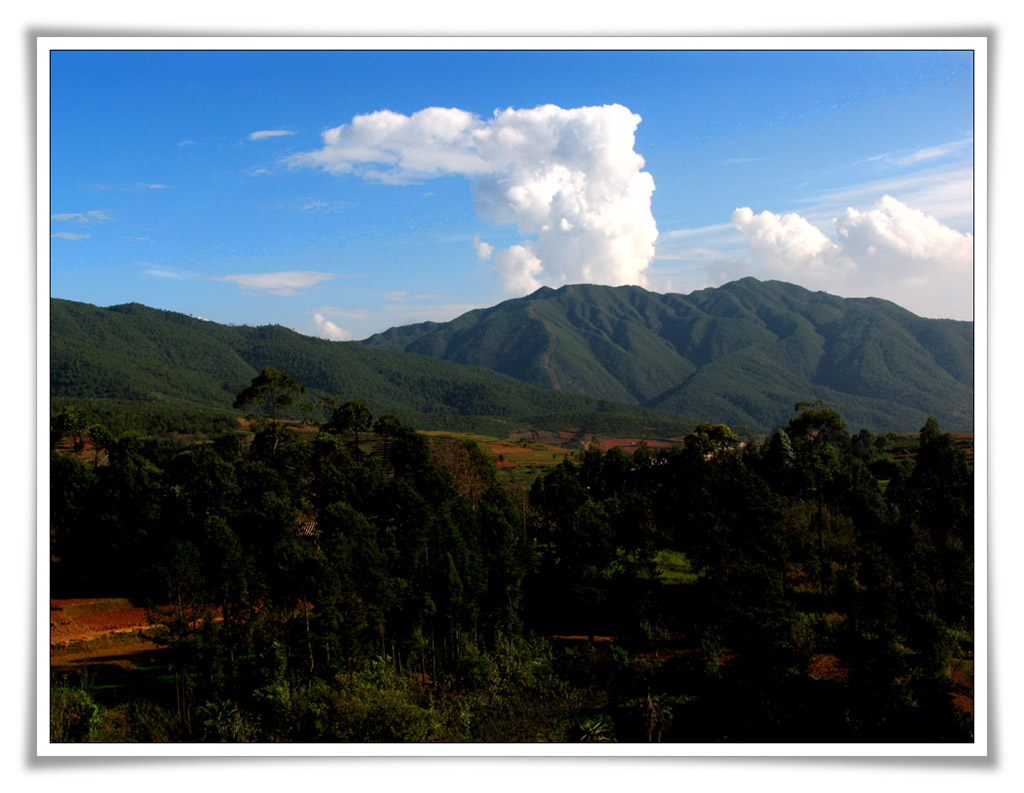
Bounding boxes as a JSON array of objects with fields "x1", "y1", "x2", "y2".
[
  {"x1": 363, "y1": 278, "x2": 974, "y2": 433},
  {"x1": 50, "y1": 298, "x2": 695, "y2": 438}
]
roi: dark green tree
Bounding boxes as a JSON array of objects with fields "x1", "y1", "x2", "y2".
[
  {"x1": 325, "y1": 398, "x2": 373, "y2": 451},
  {"x1": 233, "y1": 367, "x2": 306, "y2": 424},
  {"x1": 52, "y1": 404, "x2": 89, "y2": 452}
]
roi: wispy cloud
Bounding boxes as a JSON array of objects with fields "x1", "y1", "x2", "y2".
[
  {"x1": 301, "y1": 199, "x2": 352, "y2": 213},
  {"x1": 896, "y1": 138, "x2": 973, "y2": 167},
  {"x1": 51, "y1": 231, "x2": 90, "y2": 240},
  {"x1": 143, "y1": 266, "x2": 189, "y2": 280},
  {"x1": 214, "y1": 270, "x2": 338, "y2": 296},
  {"x1": 51, "y1": 209, "x2": 112, "y2": 224},
  {"x1": 382, "y1": 291, "x2": 445, "y2": 302},
  {"x1": 652, "y1": 246, "x2": 732, "y2": 262},
  {"x1": 861, "y1": 138, "x2": 973, "y2": 169},
  {"x1": 655, "y1": 222, "x2": 746, "y2": 263},
  {"x1": 177, "y1": 140, "x2": 196, "y2": 147},
  {"x1": 250, "y1": 129, "x2": 296, "y2": 141},
  {"x1": 139, "y1": 183, "x2": 170, "y2": 190},
  {"x1": 792, "y1": 164, "x2": 974, "y2": 231},
  {"x1": 663, "y1": 222, "x2": 736, "y2": 239}
]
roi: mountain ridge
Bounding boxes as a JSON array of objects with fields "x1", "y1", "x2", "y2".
[
  {"x1": 50, "y1": 278, "x2": 973, "y2": 435},
  {"x1": 50, "y1": 295, "x2": 698, "y2": 438},
  {"x1": 362, "y1": 278, "x2": 973, "y2": 433}
]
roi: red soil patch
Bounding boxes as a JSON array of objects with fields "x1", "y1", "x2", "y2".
[
  {"x1": 951, "y1": 692, "x2": 973, "y2": 716},
  {"x1": 551, "y1": 635, "x2": 616, "y2": 643},
  {"x1": 50, "y1": 599, "x2": 154, "y2": 646},
  {"x1": 592, "y1": 437, "x2": 682, "y2": 453},
  {"x1": 809, "y1": 653, "x2": 851, "y2": 682}
]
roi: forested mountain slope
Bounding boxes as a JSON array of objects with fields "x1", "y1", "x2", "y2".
[
  {"x1": 50, "y1": 298, "x2": 691, "y2": 436},
  {"x1": 363, "y1": 278, "x2": 974, "y2": 433}
]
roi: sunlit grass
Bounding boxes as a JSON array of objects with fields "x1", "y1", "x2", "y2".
[{"x1": 653, "y1": 549, "x2": 698, "y2": 585}]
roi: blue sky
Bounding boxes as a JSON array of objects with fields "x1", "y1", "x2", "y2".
[{"x1": 48, "y1": 46, "x2": 976, "y2": 340}]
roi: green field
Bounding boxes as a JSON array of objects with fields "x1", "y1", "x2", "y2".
[{"x1": 422, "y1": 430, "x2": 575, "y2": 486}]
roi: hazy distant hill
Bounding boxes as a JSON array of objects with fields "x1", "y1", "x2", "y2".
[
  {"x1": 362, "y1": 278, "x2": 974, "y2": 433},
  {"x1": 50, "y1": 298, "x2": 695, "y2": 438}
]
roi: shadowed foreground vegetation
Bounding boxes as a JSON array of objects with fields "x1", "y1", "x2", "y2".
[{"x1": 50, "y1": 376, "x2": 974, "y2": 744}]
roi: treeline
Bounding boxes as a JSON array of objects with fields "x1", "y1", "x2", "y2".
[
  {"x1": 49, "y1": 373, "x2": 973, "y2": 743},
  {"x1": 50, "y1": 398, "x2": 239, "y2": 439}
]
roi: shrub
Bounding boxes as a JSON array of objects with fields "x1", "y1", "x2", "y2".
[{"x1": 50, "y1": 684, "x2": 99, "y2": 742}]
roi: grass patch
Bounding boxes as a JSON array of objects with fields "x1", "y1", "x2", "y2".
[
  {"x1": 654, "y1": 549, "x2": 697, "y2": 585},
  {"x1": 424, "y1": 430, "x2": 573, "y2": 487}
]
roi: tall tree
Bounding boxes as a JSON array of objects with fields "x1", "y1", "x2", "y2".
[
  {"x1": 324, "y1": 398, "x2": 373, "y2": 457},
  {"x1": 233, "y1": 367, "x2": 306, "y2": 424}
]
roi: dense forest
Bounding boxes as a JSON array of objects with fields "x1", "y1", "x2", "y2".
[{"x1": 49, "y1": 367, "x2": 974, "y2": 744}]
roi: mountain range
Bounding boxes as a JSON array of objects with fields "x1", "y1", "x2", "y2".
[
  {"x1": 49, "y1": 296, "x2": 693, "y2": 439},
  {"x1": 51, "y1": 278, "x2": 974, "y2": 436},
  {"x1": 362, "y1": 278, "x2": 973, "y2": 433}
]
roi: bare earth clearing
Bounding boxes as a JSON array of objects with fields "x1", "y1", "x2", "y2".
[{"x1": 50, "y1": 599, "x2": 161, "y2": 672}]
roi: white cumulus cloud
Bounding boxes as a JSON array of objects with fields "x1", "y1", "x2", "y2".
[
  {"x1": 312, "y1": 313, "x2": 352, "y2": 341},
  {"x1": 732, "y1": 195, "x2": 974, "y2": 319},
  {"x1": 288, "y1": 104, "x2": 658, "y2": 294}
]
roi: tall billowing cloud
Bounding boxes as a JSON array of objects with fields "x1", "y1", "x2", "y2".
[
  {"x1": 732, "y1": 196, "x2": 973, "y2": 319},
  {"x1": 288, "y1": 104, "x2": 658, "y2": 293}
]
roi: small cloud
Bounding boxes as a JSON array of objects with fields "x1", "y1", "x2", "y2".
[
  {"x1": 301, "y1": 199, "x2": 352, "y2": 213},
  {"x1": 140, "y1": 183, "x2": 170, "y2": 190},
  {"x1": 473, "y1": 235, "x2": 493, "y2": 262},
  {"x1": 177, "y1": 140, "x2": 196, "y2": 147},
  {"x1": 214, "y1": 270, "x2": 338, "y2": 296},
  {"x1": 144, "y1": 266, "x2": 188, "y2": 280},
  {"x1": 51, "y1": 209, "x2": 112, "y2": 223},
  {"x1": 250, "y1": 129, "x2": 296, "y2": 141},
  {"x1": 720, "y1": 157, "x2": 764, "y2": 165},
  {"x1": 51, "y1": 231, "x2": 90, "y2": 240},
  {"x1": 312, "y1": 313, "x2": 352, "y2": 341}
]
